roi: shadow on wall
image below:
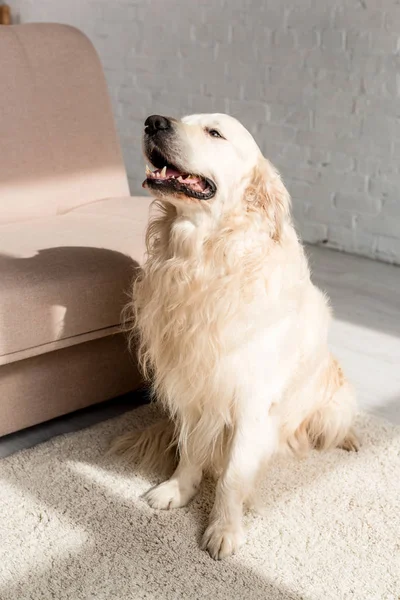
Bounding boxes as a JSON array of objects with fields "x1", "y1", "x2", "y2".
[{"x1": 0, "y1": 247, "x2": 139, "y2": 359}]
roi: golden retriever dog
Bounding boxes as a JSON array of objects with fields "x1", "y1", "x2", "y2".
[{"x1": 116, "y1": 113, "x2": 359, "y2": 560}]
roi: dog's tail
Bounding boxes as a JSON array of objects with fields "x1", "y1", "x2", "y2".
[{"x1": 109, "y1": 418, "x2": 178, "y2": 475}]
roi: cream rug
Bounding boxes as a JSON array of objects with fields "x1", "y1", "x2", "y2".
[{"x1": 1, "y1": 405, "x2": 399, "y2": 600}]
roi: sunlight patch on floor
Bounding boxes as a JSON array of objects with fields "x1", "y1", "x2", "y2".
[{"x1": 0, "y1": 480, "x2": 88, "y2": 588}]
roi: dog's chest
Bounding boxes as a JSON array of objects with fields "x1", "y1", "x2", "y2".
[
  {"x1": 148, "y1": 230, "x2": 232, "y2": 344},
  {"x1": 148, "y1": 258, "x2": 261, "y2": 355},
  {"x1": 141, "y1": 215, "x2": 282, "y2": 365}
]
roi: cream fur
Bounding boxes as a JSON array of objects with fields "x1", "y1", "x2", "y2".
[{"x1": 119, "y1": 113, "x2": 359, "y2": 560}]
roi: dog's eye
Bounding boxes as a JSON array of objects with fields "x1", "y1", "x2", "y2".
[{"x1": 207, "y1": 128, "x2": 223, "y2": 138}]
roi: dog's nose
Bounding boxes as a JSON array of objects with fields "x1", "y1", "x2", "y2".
[{"x1": 144, "y1": 115, "x2": 171, "y2": 134}]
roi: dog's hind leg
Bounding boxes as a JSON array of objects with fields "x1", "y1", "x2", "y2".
[
  {"x1": 284, "y1": 355, "x2": 359, "y2": 456},
  {"x1": 338, "y1": 427, "x2": 359, "y2": 452},
  {"x1": 306, "y1": 359, "x2": 359, "y2": 453}
]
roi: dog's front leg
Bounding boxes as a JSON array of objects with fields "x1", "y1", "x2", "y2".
[
  {"x1": 202, "y1": 402, "x2": 277, "y2": 560},
  {"x1": 143, "y1": 453, "x2": 203, "y2": 510}
]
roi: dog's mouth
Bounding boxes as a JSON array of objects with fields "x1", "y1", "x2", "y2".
[{"x1": 142, "y1": 147, "x2": 216, "y2": 201}]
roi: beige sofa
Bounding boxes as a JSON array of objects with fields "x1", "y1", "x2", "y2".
[{"x1": 0, "y1": 23, "x2": 150, "y2": 437}]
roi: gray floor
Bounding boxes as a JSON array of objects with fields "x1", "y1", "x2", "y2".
[
  {"x1": 307, "y1": 245, "x2": 400, "y2": 424},
  {"x1": 1, "y1": 245, "x2": 399, "y2": 458}
]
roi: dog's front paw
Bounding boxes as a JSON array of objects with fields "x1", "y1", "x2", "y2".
[
  {"x1": 143, "y1": 479, "x2": 193, "y2": 510},
  {"x1": 201, "y1": 521, "x2": 245, "y2": 560}
]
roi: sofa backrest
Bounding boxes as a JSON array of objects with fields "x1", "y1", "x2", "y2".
[{"x1": 0, "y1": 24, "x2": 130, "y2": 224}]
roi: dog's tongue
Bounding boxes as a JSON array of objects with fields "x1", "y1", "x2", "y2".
[
  {"x1": 182, "y1": 175, "x2": 207, "y2": 191},
  {"x1": 159, "y1": 169, "x2": 201, "y2": 183},
  {"x1": 194, "y1": 179, "x2": 208, "y2": 191},
  {"x1": 148, "y1": 167, "x2": 206, "y2": 192}
]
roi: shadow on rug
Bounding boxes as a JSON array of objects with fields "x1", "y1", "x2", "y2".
[{"x1": 0, "y1": 404, "x2": 399, "y2": 600}]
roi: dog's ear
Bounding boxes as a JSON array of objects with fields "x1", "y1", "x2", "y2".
[{"x1": 244, "y1": 158, "x2": 291, "y2": 242}]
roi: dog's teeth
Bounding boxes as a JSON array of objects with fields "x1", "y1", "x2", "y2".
[
  {"x1": 160, "y1": 166, "x2": 167, "y2": 177},
  {"x1": 145, "y1": 165, "x2": 151, "y2": 175}
]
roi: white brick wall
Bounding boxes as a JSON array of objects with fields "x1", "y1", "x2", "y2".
[{"x1": 9, "y1": 0, "x2": 400, "y2": 265}]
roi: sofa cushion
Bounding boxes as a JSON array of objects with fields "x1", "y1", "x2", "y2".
[
  {"x1": 0, "y1": 196, "x2": 152, "y2": 366},
  {"x1": 0, "y1": 25, "x2": 130, "y2": 224}
]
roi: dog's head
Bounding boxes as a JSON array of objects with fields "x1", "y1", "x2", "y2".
[{"x1": 143, "y1": 113, "x2": 290, "y2": 237}]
